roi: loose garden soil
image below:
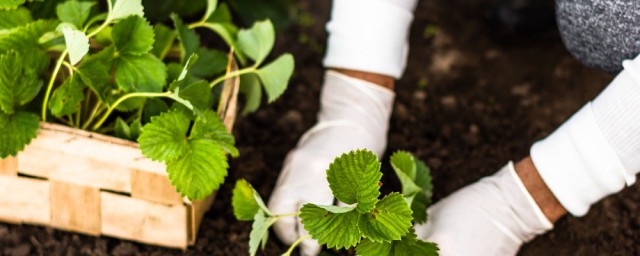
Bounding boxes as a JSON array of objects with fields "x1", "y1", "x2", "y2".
[{"x1": 2, "y1": 0, "x2": 638, "y2": 255}]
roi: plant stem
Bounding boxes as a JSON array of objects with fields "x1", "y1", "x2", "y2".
[
  {"x1": 274, "y1": 212, "x2": 299, "y2": 219},
  {"x1": 42, "y1": 50, "x2": 68, "y2": 121},
  {"x1": 62, "y1": 61, "x2": 74, "y2": 76},
  {"x1": 81, "y1": 101, "x2": 104, "y2": 130},
  {"x1": 209, "y1": 67, "x2": 256, "y2": 88},
  {"x1": 91, "y1": 92, "x2": 171, "y2": 130},
  {"x1": 86, "y1": 0, "x2": 112, "y2": 38},
  {"x1": 283, "y1": 235, "x2": 311, "y2": 256}
]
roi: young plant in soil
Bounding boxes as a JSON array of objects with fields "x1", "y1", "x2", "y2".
[
  {"x1": 0, "y1": 0, "x2": 294, "y2": 200},
  {"x1": 232, "y1": 149, "x2": 439, "y2": 256}
]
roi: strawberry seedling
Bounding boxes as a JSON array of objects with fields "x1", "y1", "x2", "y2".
[
  {"x1": 233, "y1": 149, "x2": 439, "y2": 256},
  {"x1": 0, "y1": 0, "x2": 294, "y2": 200}
]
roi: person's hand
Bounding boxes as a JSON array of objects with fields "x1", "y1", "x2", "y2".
[
  {"x1": 415, "y1": 162, "x2": 553, "y2": 256},
  {"x1": 268, "y1": 70, "x2": 394, "y2": 256}
]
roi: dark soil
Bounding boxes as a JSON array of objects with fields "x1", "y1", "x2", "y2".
[{"x1": 2, "y1": 0, "x2": 638, "y2": 255}]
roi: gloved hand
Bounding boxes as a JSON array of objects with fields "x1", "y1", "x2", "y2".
[
  {"x1": 415, "y1": 162, "x2": 553, "y2": 256},
  {"x1": 268, "y1": 70, "x2": 394, "y2": 256}
]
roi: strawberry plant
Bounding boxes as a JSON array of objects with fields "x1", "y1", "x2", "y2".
[
  {"x1": 0, "y1": 0, "x2": 294, "y2": 200},
  {"x1": 232, "y1": 149, "x2": 439, "y2": 256}
]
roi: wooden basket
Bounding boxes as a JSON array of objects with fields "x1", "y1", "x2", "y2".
[{"x1": 0, "y1": 62, "x2": 241, "y2": 249}]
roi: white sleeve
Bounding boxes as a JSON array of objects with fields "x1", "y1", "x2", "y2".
[
  {"x1": 323, "y1": 0, "x2": 418, "y2": 79},
  {"x1": 531, "y1": 54, "x2": 640, "y2": 216}
]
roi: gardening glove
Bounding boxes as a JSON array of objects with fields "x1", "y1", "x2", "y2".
[
  {"x1": 415, "y1": 162, "x2": 553, "y2": 256},
  {"x1": 268, "y1": 70, "x2": 394, "y2": 256}
]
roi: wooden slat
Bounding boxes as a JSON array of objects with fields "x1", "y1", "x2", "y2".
[
  {"x1": 187, "y1": 192, "x2": 216, "y2": 245},
  {"x1": 50, "y1": 181, "x2": 101, "y2": 235},
  {"x1": 101, "y1": 192, "x2": 188, "y2": 249},
  {"x1": 0, "y1": 176, "x2": 50, "y2": 225},
  {"x1": 0, "y1": 156, "x2": 17, "y2": 176},
  {"x1": 18, "y1": 123, "x2": 165, "y2": 193},
  {"x1": 131, "y1": 169, "x2": 183, "y2": 205}
]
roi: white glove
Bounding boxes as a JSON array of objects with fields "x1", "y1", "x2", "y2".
[
  {"x1": 415, "y1": 162, "x2": 553, "y2": 256},
  {"x1": 268, "y1": 70, "x2": 394, "y2": 256}
]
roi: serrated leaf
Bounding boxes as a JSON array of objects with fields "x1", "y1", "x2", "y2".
[
  {"x1": 0, "y1": 7, "x2": 32, "y2": 30},
  {"x1": 178, "y1": 80, "x2": 211, "y2": 110},
  {"x1": 76, "y1": 46, "x2": 114, "y2": 101},
  {"x1": 0, "y1": 111, "x2": 39, "y2": 158},
  {"x1": 191, "y1": 48, "x2": 226, "y2": 78},
  {"x1": 61, "y1": 26, "x2": 89, "y2": 65},
  {"x1": 138, "y1": 110, "x2": 190, "y2": 162},
  {"x1": 129, "y1": 119, "x2": 142, "y2": 139},
  {"x1": 415, "y1": 159, "x2": 433, "y2": 196},
  {"x1": 411, "y1": 192, "x2": 429, "y2": 224},
  {"x1": 232, "y1": 179, "x2": 270, "y2": 220},
  {"x1": 326, "y1": 149, "x2": 381, "y2": 213},
  {"x1": 390, "y1": 151, "x2": 416, "y2": 179},
  {"x1": 394, "y1": 236, "x2": 438, "y2": 255},
  {"x1": 110, "y1": 0, "x2": 144, "y2": 20},
  {"x1": 166, "y1": 138, "x2": 228, "y2": 200},
  {"x1": 0, "y1": 20, "x2": 57, "y2": 73},
  {"x1": 56, "y1": 0, "x2": 94, "y2": 29},
  {"x1": 239, "y1": 73, "x2": 261, "y2": 115},
  {"x1": 171, "y1": 14, "x2": 200, "y2": 62},
  {"x1": 256, "y1": 53, "x2": 294, "y2": 102},
  {"x1": 115, "y1": 53, "x2": 167, "y2": 92},
  {"x1": 237, "y1": 20, "x2": 274, "y2": 65},
  {"x1": 142, "y1": 98, "x2": 168, "y2": 123},
  {"x1": 190, "y1": 110, "x2": 238, "y2": 157},
  {"x1": 0, "y1": 50, "x2": 42, "y2": 114},
  {"x1": 299, "y1": 204, "x2": 361, "y2": 249},
  {"x1": 151, "y1": 24, "x2": 175, "y2": 59},
  {"x1": 249, "y1": 210, "x2": 277, "y2": 256},
  {"x1": 358, "y1": 193, "x2": 413, "y2": 242},
  {"x1": 202, "y1": 0, "x2": 218, "y2": 22},
  {"x1": 355, "y1": 239, "x2": 393, "y2": 256},
  {"x1": 207, "y1": 2, "x2": 232, "y2": 23},
  {"x1": 49, "y1": 75, "x2": 85, "y2": 117},
  {"x1": 112, "y1": 15, "x2": 154, "y2": 55},
  {"x1": 356, "y1": 229, "x2": 439, "y2": 256},
  {"x1": 412, "y1": 159, "x2": 433, "y2": 224},
  {"x1": 0, "y1": 0, "x2": 25, "y2": 10}
]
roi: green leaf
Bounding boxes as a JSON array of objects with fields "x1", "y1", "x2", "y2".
[
  {"x1": 61, "y1": 26, "x2": 89, "y2": 65},
  {"x1": 394, "y1": 233, "x2": 438, "y2": 256},
  {"x1": 112, "y1": 15, "x2": 154, "y2": 56},
  {"x1": 151, "y1": 24, "x2": 175, "y2": 59},
  {"x1": 129, "y1": 119, "x2": 142, "y2": 139},
  {"x1": 390, "y1": 151, "x2": 421, "y2": 204},
  {"x1": 411, "y1": 192, "x2": 429, "y2": 225},
  {"x1": 171, "y1": 14, "x2": 200, "y2": 62},
  {"x1": 110, "y1": 0, "x2": 144, "y2": 20},
  {"x1": 141, "y1": 98, "x2": 168, "y2": 123},
  {"x1": 0, "y1": 111, "x2": 39, "y2": 158},
  {"x1": 256, "y1": 53, "x2": 294, "y2": 103},
  {"x1": 190, "y1": 48, "x2": 226, "y2": 78},
  {"x1": 138, "y1": 110, "x2": 190, "y2": 162},
  {"x1": 232, "y1": 179, "x2": 271, "y2": 220},
  {"x1": 0, "y1": 0, "x2": 25, "y2": 10},
  {"x1": 0, "y1": 50, "x2": 42, "y2": 114},
  {"x1": 207, "y1": 2, "x2": 232, "y2": 23},
  {"x1": 0, "y1": 7, "x2": 32, "y2": 30},
  {"x1": 56, "y1": 0, "x2": 94, "y2": 29},
  {"x1": 76, "y1": 46, "x2": 114, "y2": 101},
  {"x1": 357, "y1": 193, "x2": 413, "y2": 243},
  {"x1": 201, "y1": 0, "x2": 218, "y2": 22},
  {"x1": 115, "y1": 53, "x2": 167, "y2": 92},
  {"x1": 166, "y1": 138, "x2": 228, "y2": 200},
  {"x1": 249, "y1": 210, "x2": 277, "y2": 256},
  {"x1": 239, "y1": 74, "x2": 261, "y2": 115},
  {"x1": 115, "y1": 117, "x2": 131, "y2": 139},
  {"x1": 299, "y1": 204, "x2": 361, "y2": 249},
  {"x1": 355, "y1": 239, "x2": 393, "y2": 256},
  {"x1": 412, "y1": 160, "x2": 433, "y2": 224},
  {"x1": 0, "y1": 20, "x2": 58, "y2": 74},
  {"x1": 49, "y1": 75, "x2": 85, "y2": 117},
  {"x1": 237, "y1": 19, "x2": 274, "y2": 65},
  {"x1": 199, "y1": 21, "x2": 241, "y2": 62},
  {"x1": 178, "y1": 80, "x2": 211, "y2": 111},
  {"x1": 190, "y1": 110, "x2": 238, "y2": 157},
  {"x1": 326, "y1": 149, "x2": 381, "y2": 213}
]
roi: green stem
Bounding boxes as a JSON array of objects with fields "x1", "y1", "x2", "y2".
[
  {"x1": 42, "y1": 50, "x2": 68, "y2": 121},
  {"x1": 92, "y1": 92, "x2": 171, "y2": 130},
  {"x1": 209, "y1": 67, "x2": 256, "y2": 88},
  {"x1": 283, "y1": 235, "x2": 311, "y2": 256},
  {"x1": 188, "y1": 22, "x2": 247, "y2": 65},
  {"x1": 62, "y1": 61, "x2": 74, "y2": 76},
  {"x1": 81, "y1": 101, "x2": 104, "y2": 130},
  {"x1": 86, "y1": 0, "x2": 113, "y2": 38},
  {"x1": 274, "y1": 212, "x2": 299, "y2": 219}
]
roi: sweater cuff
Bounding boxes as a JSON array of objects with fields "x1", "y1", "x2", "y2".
[{"x1": 323, "y1": 0, "x2": 416, "y2": 79}]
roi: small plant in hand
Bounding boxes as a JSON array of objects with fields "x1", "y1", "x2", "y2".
[
  {"x1": 232, "y1": 149, "x2": 439, "y2": 256},
  {"x1": 0, "y1": 0, "x2": 294, "y2": 200}
]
